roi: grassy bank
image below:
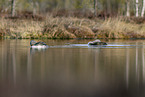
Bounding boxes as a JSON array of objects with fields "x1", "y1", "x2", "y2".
[{"x1": 0, "y1": 16, "x2": 145, "y2": 39}]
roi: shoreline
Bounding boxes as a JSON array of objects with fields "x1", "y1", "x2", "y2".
[{"x1": 0, "y1": 16, "x2": 145, "y2": 39}]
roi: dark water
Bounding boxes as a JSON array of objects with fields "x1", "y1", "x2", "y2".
[{"x1": 0, "y1": 39, "x2": 145, "y2": 97}]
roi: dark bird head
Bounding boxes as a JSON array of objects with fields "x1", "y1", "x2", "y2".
[{"x1": 30, "y1": 40, "x2": 36, "y2": 46}]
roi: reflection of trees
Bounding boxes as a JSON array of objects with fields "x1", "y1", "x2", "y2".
[
  {"x1": 12, "y1": 46, "x2": 16, "y2": 85},
  {"x1": 126, "y1": 48, "x2": 129, "y2": 89},
  {"x1": 135, "y1": 42, "x2": 139, "y2": 89},
  {"x1": 142, "y1": 46, "x2": 145, "y2": 81},
  {"x1": 27, "y1": 48, "x2": 32, "y2": 84},
  {"x1": 89, "y1": 42, "x2": 145, "y2": 91},
  {"x1": 0, "y1": 40, "x2": 29, "y2": 84},
  {"x1": 125, "y1": 42, "x2": 145, "y2": 91},
  {"x1": 136, "y1": 42, "x2": 138, "y2": 75},
  {"x1": 1, "y1": 40, "x2": 145, "y2": 95}
]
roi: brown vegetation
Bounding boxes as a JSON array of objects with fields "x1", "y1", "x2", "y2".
[{"x1": 0, "y1": 13, "x2": 145, "y2": 39}]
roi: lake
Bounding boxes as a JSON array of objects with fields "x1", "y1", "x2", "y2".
[{"x1": 0, "y1": 39, "x2": 145, "y2": 97}]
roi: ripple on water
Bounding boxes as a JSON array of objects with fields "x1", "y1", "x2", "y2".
[{"x1": 48, "y1": 43, "x2": 143, "y2": 49}]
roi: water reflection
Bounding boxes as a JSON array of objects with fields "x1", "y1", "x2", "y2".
[
  {"x1": 12, "y1": 47, "x2": 16, "y2": 85},
  {"x1": 27, "y1": 48, "x2": 32, "y2": 84},
  {"x1": 126, "y1": 48, "x2": 129, "y2": 89},
  {"x1": 0, "y1": 40, "x2": 145, "y2": 97},
  {"x1": 143, "y1": 47, "x2": 145, "y2": 82}
]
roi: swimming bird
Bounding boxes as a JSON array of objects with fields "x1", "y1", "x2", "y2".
[
  {"x1": 30, "y1": 40, "x2": 48, "y2": 48},
  {"x1": 88, "y1": 39, "x2": 107, "y2": 45}
]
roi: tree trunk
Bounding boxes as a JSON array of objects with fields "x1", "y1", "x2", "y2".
[
  {"x1": 65, "y1": 0, "x2": 69, "y2": 9},
  {"x1": 11, "y1": 0, "x2": 16, "y2": 17},
  {"x1": 141, "y1": 0, "x2": 145, "y2": 17},
  {"x1": 32, "y1": 2, "x2": 39, "y2": 15},
  {"x1": 106, "y1": 0, "x2": 111, "y2": 15},
  {"x1": 126, "y1": 0, "x2": 130, "y2": 17},
  {"x1": 136, "y1": 0, "x2": 139, "y2": 17},
  {"x1": 94, "y1": 0, "x2": 97, "y2": 17}
]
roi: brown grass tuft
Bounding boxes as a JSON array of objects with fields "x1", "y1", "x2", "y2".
[
  {"x1": 66, "y1": 25, "x2": 95, "y2": 38},
  {"x1": 0, "y1": 15, "x2": 145, "y2": 39},
  {"x1": 95, "y1": 18, "x2": 145, "y2": 38}
]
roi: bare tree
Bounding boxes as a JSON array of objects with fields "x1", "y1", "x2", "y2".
[
  {"x1": 94, "y1": 0, "x2": 97, "y2": 17},
  {"x1": 11, "y1": 0, "x2": 16, "y2": 17},
  {"x1": 126, "y1": 0, "x2": 130, "y2": 17},
  {"x1": 29, "y1": 0, "x2": 39, "y2": 15},
  {"x1": 106, "y1": 0, "x2": 111, "y2": 15},
  {"x1": 141, "y1": 0, "x2": 145, "y2": 17},
  {"x1": 136, "y1": 0, "x2": 139, "y2": 17}
]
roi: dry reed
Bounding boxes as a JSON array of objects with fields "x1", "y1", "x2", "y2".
[{"x1": 0, "y1": 16, "x2": 145, "y2": 39}]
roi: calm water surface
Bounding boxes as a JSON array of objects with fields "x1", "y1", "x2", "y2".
[{"x1": 0, "y1": 39, "x2": 145, "y2": 97}]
